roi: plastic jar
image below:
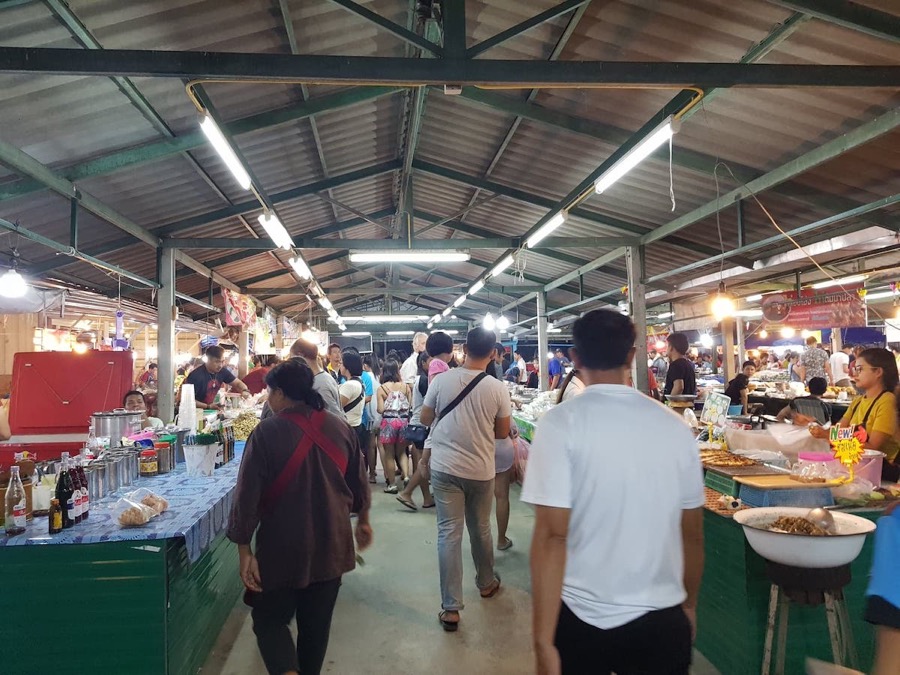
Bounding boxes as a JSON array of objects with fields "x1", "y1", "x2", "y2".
[
  {"x1": 139, "y1": 449, "x2": 159, "y2": 477},
  {"x1": 153, "y1": 442, "x2": 172, "y2": 474}
]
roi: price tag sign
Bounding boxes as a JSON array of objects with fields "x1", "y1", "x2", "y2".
[
  {"x1": 830, "y1": 426, "x2": 865, "y2": 482},
  {"x1": 700, "y1": 392, "x2": 732, "y2": 428}
]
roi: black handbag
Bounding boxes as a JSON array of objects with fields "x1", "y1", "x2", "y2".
[{"x1": 404, "y1": 424, "x2": 429, "y2": 443}]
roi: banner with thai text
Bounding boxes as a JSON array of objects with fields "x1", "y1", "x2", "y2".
[{"x1": 760, "y1": 287, "x2": 865, "y2": 329}]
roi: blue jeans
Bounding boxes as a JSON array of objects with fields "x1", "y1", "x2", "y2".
[{"x1": 431, "y1": 470, "x2": 496, "y2": 611}]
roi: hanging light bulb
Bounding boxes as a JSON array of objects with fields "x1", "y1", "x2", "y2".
[
  {"x1": 781, "y1": 327, "x2": 796, "y2": 338},
  {"x1": 699, "y1": 333, "x2": 714, "y2": 349},
  {"x1": 496, "y1": 315, "x2": 510, "y2": 331},
  {"x1": 759, "y1": 329, "x2": 768, "y2": 339},
  {"x1": 483, "y1": 313, "x2": 496, "y2": 331},
  {"x1": 0, "y1": 267, "x2": 27, "y2": 298},
  {"x1": 710, "y1": 282, "x2": 736, "y2": 322}
]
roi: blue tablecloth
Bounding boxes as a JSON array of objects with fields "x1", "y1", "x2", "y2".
[{"x1": 1, "y1": 443, "x2": 245, "y2": 563}]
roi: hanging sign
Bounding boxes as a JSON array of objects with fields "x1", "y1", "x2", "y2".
[
  {"x1": 281, "y1": 316, "x2": 299, "y2": 340},
  {"x1": 222, "y1": 289, "x2": 257, "y2": 327},
  {"x1": 646, "y1": 325, "x2": 669, "y2": 352},
  {"x1": 255, "y1": 314, "x2": 274, "y2": 355},
  {"x1": 760, "y1": 287, "x2": 865, "y2": 330}
]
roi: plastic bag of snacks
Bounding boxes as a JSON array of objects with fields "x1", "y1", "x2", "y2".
[
  {"x1": 232, "y1": 411, "x2": 260, "y2": 441},
  {"x1": 125, "y1": 487, "x2": 169, "y2": 515},
  {"x1": 114, "y1": 497, "x2": 156, "y2": 527}
]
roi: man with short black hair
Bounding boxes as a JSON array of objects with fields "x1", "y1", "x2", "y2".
[
  {"x1": 664, "y1": 333, "x2": 697, "y2": 397},
  {"x1": 420, "y1": 327, "x2": 511, "y2": 632},
  {"x1": 291, "y1": 339, "x2": 345, "y2": 418},
  {"x1": 326, "y1": 343, "x2": 344, "y2": 383},
  {"x1": 524, "y1": 310, "x2": 704, "y2": 674},
  {"x1": 181, "y1": 345, "x2": 250, "y2": 409}
]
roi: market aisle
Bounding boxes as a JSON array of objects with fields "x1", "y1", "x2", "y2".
[{"x1": 203, "y1": 483, "x2": 721, "y2": 674}]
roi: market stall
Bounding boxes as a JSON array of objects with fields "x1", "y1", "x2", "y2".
[
  {"x1": 515, "y1": 387, "x2": 896, "y2": 674},
  {"x1": 0, "y1": 444, "x2": 246, "y2": 675}
]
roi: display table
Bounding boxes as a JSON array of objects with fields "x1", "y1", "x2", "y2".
[
  {"x1": 748, "y1": 393, "x2": 849, "y2": 424},
  {"x1": 696, "y1": 505, "x2": 878, "y2": 675},
  {"x1": 0, "y1": 448, "x2": 245, "y2": 675}
]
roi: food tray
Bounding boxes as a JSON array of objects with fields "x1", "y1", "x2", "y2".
[
  {"x1": 734, "y1": 474, "x2": 843, "y2": 490},
  {"x1": 738, "y1": 485, "x2": 835, "y2": 508}
]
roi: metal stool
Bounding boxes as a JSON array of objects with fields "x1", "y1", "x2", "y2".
[{"x1": 761, "y1": 562, "x2": 858, "y2": 675}]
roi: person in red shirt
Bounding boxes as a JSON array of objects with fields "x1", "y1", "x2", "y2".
[{"x1": 243, "y1": 355, "x2": 279, "y2": 395}]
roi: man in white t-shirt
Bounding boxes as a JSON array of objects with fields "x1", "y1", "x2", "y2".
[
  {"x1": 522, "y1": 309, "x2": 705, "y2": 675},
  {"x1": 400, "y1": 332, "x2": 428, "y2": 384},
  {"x1": 420, "y1": 328, "x2": 511, "y2": 632},
  {"x1": 830, "y1": 343, "x2": 854, "y2": 388},
  {"x1": 514, "y1": 350, "x2": 528, "y2": 385}
]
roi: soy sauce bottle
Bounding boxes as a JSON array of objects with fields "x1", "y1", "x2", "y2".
[
  {"x1": 55, "y1": 454, "x2": 76, "y2": 529},
  {"x1": 48, "y1": 498, "x2": 62, "y2": 535},
  {"x1": 67, "y1": 455, "x2": 83, "y2": 524}
]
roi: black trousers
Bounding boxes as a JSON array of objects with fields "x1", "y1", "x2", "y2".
[
  {"x1": 354, "y1": 424, "x2": 370, "y2": 465},
  {"x1": 251, "y1": 578, "x2": 342, "y2": 675},
  {"x1": 555, "y1": 602, "x2": 692, "y2": 675}
]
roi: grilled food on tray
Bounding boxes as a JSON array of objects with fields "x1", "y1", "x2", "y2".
[{"x1": 699, "y1": 450, "x2": 758, "y2": 468}]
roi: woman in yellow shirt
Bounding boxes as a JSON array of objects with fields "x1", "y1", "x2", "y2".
[{"x1": 811, "y1": 348, "x2": 900, "y2": 480}]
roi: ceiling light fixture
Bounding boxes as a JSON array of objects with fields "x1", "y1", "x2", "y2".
[
  {"x1": 258, "y1": 212, "x2": 294, "y2": 250},
  {"x1": 744, "y1": 294, "x2": 763, "y2": 303},
  {"x1": 656, "y1": 311, "x2": 674, "y2": 319},
  {"x1": 442, "y1": 307, "x2": 453, "y2": 317},
  {"x1": 490, "y1": 255, "x2": 514, "y2": 278},
  {"x1": 810, "y1": 274, "x2": 867, "y2": 290},
  {"x1": 288, "y1": 256, "x2": 311, "y2": 279},
  {"x1": 699, "y1": 333, "x2": 714, "y2": 349},
  {"x1": 483, "y1": 313, "x2": 496, "y2": 330},
  {"x1": 433, "y1": 329, "x2": 459, "y2": 335},
  {"x1": 431, "y1": 314, "x2": 441, "y2": 324},
  {"x1": 496, "y1": 315, "x2": 510, "y2": 331},
  {"x1": 318, "y1": 297, "x2": 333, "y2": 311},
  {"x1": 343, "y1": 315, "x2": 429, "y2": 323},
  {"x1": 710, "y1": 282, "x2": 736, "y2": 322},
  {"x1": 342, "y1": 331, "x2": 371, "y2": 337},
  {"x1": 453, "y1": 294, "x2": 467, "y2": 308},
  {"x1": 526, "y1": 211, "x2": 568, "y2": 249},
  {"x1": 0, "y1": 266, "x2": 27, "y2": 298},
  {"x1": 470, "y1": 279, "x2": 485, "y2": 295},
  {"x1": 199, "y1": 114, "x2": 252, "y2": 190},
  {"x1": 594, "y1": 115, "x2": 679, "y2": 194},
  {"x1": 387, "y1": 331, "x2": 415, "y2": 336},
  {"x1": 349, "y1": 250, "x2": 470, "y2": 263}
]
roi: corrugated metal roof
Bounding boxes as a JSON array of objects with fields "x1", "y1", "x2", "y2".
[{"x1": 1, "y1": 0, "x2": 899, "y2": 324}]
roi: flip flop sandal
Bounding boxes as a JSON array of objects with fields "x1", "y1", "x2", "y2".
[
  {"x1": 422, "y1": 502, "x2": 436, "y2": 509},
  {"x1": 439, "y1": 611, "x2": 459, "y2": 632},
  {"x1": 396, "y1": 495, "x2": 417, "y2": 511},
  {"x1": 480, "y1": 576, "x2": 502, "y2": 598},
  {"x1": 498, "y1": 538, "x2": 513, "y2": 551}
]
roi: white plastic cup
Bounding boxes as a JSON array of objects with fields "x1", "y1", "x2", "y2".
[{"x1": 184, "y1": 444, "x2": 217, "y2": 477}]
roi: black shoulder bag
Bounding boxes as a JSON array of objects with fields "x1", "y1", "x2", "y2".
[
  {"x1": 433, "y1": 372, "x2": 489, "y2": 429},
  {"x1": 342, "y1": 377, "x2": 364, "y2": 413}
]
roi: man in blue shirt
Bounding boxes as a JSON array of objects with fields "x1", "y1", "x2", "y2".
[{"x1": 549, "y1": 354, "x2": 563, "y2": 389}]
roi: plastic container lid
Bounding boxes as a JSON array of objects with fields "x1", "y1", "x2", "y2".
[
  {"x1": 140, "y1": 449, "x2": 157, "y2": 457},
  {"x1": 153, "y1": 442, "x2": 171, "y2": 448}
]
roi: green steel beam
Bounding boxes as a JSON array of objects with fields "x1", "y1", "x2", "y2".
[
  {"x1": 29, "y1": 167, "x2": 400, "y2": 276},
  {"x1": 442, "y1": 0, "x2": 466, "y2": 59},
  {"x1": 467, "y1": 0, "x2": 590, "y2": 57},
  {"x1": 768, "y1": 0, "x2": 900, "y2": 43},
  {"x1": 645, "y1": 192, "x2": 900, "y2": 284},
  {"x1": 411, "y1": 159, "x2": 749, "y2": 263},
  {"x1": 642, "y1": 107, "x2": 900, "y2": 246},
  {"x1": 3, "y1": 47, "x2": 899, "y2": 87},
  {"x1": 291, "y1": 208, "x2": 397, "y2": 240},
  {"x1": 238, "y1": 268, "x2": 296, "y2": 288},
  {"x1": 327, "y1": 0, "x2": 443, "y2": 56},
  {"x1": 250, "y1": 284, "x2": 545, "y2": 297},
  {"x1": 161, "y1": 235, "x2": 639, "y2": 250},
  {"x1": 0, "y1": 86, "x2": 401, "y2": 203}
]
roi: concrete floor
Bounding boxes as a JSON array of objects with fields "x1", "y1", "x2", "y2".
[{"x1": 203, "y1": 481, "x2": 721, "y2": 675}]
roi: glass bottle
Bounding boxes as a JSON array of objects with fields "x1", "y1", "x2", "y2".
[
  {"x1": 48, "y1": 498, "x2": 62, "y2": 535},
  {"x1": 75, "y1": 456, "x2": 89, "y2": 521},
  {"x1": 55, "y1": 454, "x2": 75, "y2": 529},
  {"x1": 4, "y1": 466, "x2": 27, "y2": 536},
  {"x1": 67, "y1": 455, "x2": 83, "y2": 524}
]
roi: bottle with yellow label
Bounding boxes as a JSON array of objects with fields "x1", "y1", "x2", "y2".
[{"x1": 49, "y1": 498, "x2": 62, "y2": 535}]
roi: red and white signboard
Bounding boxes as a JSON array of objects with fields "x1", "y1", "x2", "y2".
[
  {"x1": 761, "y1": 287, "x2": 866, "y2": 329},
  {"x1": 222, "y1": 288, "x2": 257, "y2": 328}
]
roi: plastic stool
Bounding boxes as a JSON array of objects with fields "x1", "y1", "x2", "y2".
[{"x1": 761, "y1": 562, "x2": 858, "y2": 675}]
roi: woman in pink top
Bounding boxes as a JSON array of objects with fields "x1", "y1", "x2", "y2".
[{"x1": 397, "y1": 332, "x2": 454, "y2": 510}]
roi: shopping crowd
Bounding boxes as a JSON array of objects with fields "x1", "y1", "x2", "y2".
[{"x1": 143, "y1": 313, "x2": 896, "y2": 675}]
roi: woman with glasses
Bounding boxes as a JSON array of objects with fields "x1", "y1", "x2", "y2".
[{"x1": 810, "y1": 348, "x2": 900, "y2": 480}]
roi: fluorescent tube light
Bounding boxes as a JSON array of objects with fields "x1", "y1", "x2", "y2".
[
  {"x1": 470, "y1": 279, "x2": 485, "y2": 295},
  {"x1": 342, "y1": 331, "x2": 370, "y2": 337},
  {"x1": 864, "y1": 291, "x2": 894, "y2": 302},
  {"x1": 526, "y1": 211, "x2": 568, "y2": 249},
  {"x1": 490, "y1": 255, "x2": 514, "y2": 277},
  {"x1": 744, "y1": 294, "x2": 763, "y2": 302},
  {"x1": 199, "y1": 114, "x2": 252, "y2": 190},
  {"x1": 349, "y1": 250, "x2": 470, "y2": 263},
  {"x1": 442, "y1": 307, "x2": 453, "y2": 317},
  {"x1": 387, "y1": 331, "x2": 415, "y2": 336},
  {"x1": 547, "y1": 328, "x2": 562, "y2": 334},
  {"x1": 453, "y1": 294, "x2": 467, "y2": 307},
  {"x1": 656, "y1": 311, "x2": 673, "y2": 319},
  {"x1": 431, "y1": 314, "x2": 441, "y2": 324},
  {"x1": 289, "y1": 256, "x2": 311, "y2": 279},
  {"x1": 811, "y1": 275, "x2": 867, "y2": 289},
  {"x1": 594, "y1": 115, "x2": 678, "y2": 194},
  {"x1": 735, "y1": 309, "x2": 763, "y2": 318},
  {"x1": 432, "y1": 329, "x2": 459, "y2": 335},
  {"x1": 343, "y1": 315, "x2": 428, "y2": 323},
  {"x1": 258, "y1": 213, "x2": 294, "y2": 250},
  {"x1": 318, "y1": 297, "x2": 333, "y2": 311}
]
